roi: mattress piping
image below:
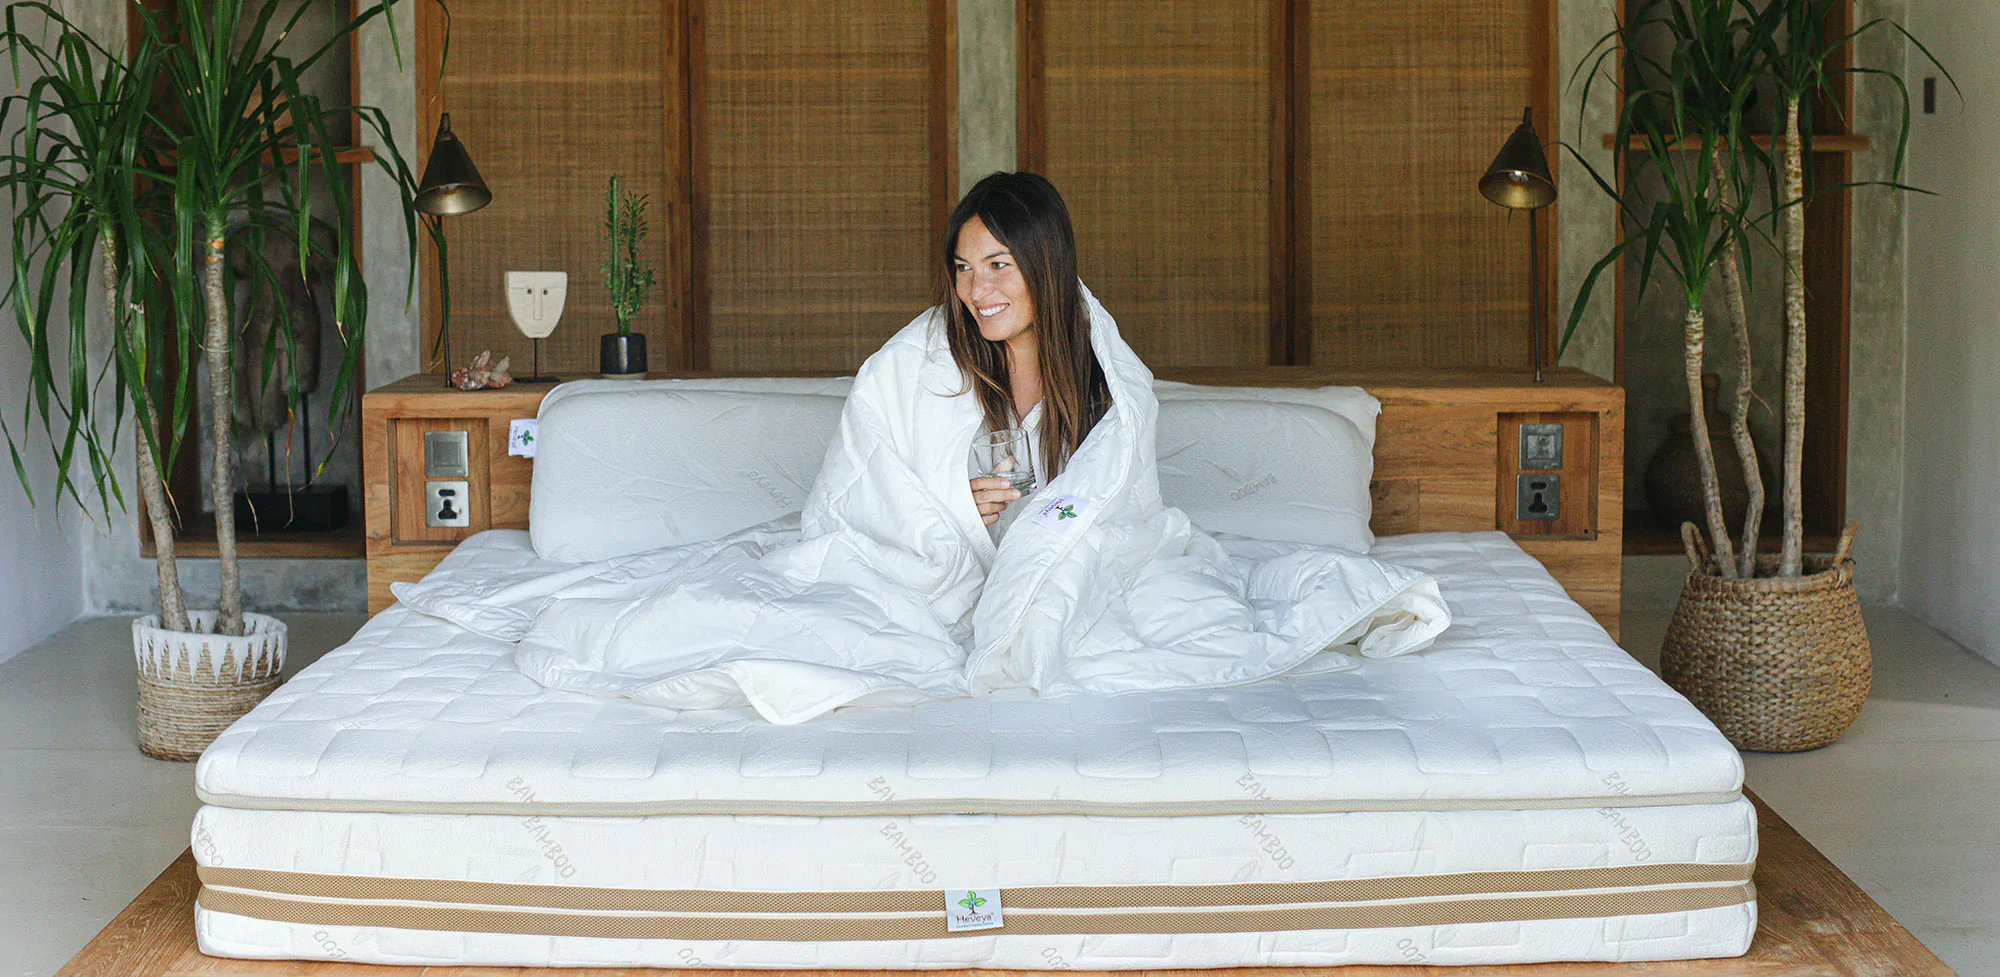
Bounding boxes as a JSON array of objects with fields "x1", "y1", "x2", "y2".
[{"x1": 192, "y1": 787, "x2": 1744, "y2": 817}]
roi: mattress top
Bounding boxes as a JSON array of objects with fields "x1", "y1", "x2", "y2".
[{"x1": 196, "y1": 531, "x2": 1742, "y2": 817}]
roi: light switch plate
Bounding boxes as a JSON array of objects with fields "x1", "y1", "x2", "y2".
[
  {"x1": 424, "y1": 480, "x2": 470, "y2": 528},
  {"x1": 1520, "y1": 422, "x2": 1563, "y2": 471},
  {"x1": 1516, "y1": 472, "x2": 1560, "y2": 521},
  {"x1": 423, "y1": 430, "x2": 470, "y2": 479}
]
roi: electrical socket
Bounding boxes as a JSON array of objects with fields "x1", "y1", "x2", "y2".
[
  {"x1": 425, "y1": 480, "x2": 470, "y2": 528},
  {"x1": 1516, "y1": 472, "x2": 1560, "y2": 521}
]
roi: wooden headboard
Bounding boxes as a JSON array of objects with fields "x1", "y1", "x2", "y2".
[{"x1": 363, "y1": 368, "x2": 1623, "y2": 636}]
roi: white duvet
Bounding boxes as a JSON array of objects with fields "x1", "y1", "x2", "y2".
[{"x1": 397, "y1": 285, "x2": 1449, "y2": 723}]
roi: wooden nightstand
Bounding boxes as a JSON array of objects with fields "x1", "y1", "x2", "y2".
[{"x1": 361, "y1": 376, "x2": 557, "y2": 613}]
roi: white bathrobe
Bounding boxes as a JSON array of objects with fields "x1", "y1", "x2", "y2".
[{"x1": 400, "y1": 284, "x2": 1449, "y2": 723}]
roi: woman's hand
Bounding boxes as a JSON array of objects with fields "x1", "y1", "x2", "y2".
[{"x1": 970, "y1": 477, "x2": 1023, "y2": 526}]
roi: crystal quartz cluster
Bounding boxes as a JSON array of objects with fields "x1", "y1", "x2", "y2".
[{"x1": 450, "y1": 350, "x2": 514, "y2": 390}]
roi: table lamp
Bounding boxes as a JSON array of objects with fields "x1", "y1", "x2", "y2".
[
  {"x1": 414, "y1": 111, "x2": 491, "y2": 384},
  {"x1": 1479, "y1": 107, "x2": 1558, "y2": 382}
]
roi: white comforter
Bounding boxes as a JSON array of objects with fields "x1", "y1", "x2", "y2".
[{"x1": 397, "y1": 285, "x2": 1449, "y2": 723}]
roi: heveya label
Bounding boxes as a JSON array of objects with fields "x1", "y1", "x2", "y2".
[
  {"x1": 507, "y1": 418, "x2": 538, "y2": 458},
  {"x1": 944, "y1": 888, "x2": 1004, "y2": 931},
  {"x1": 1030, "y1": 494, "x2": 1087, "y2": 532}
]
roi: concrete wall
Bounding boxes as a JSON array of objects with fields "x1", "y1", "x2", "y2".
[
  {"x1": 1903, "y1": 0, "x2": 2000, "y2": 664},
  {"x1": 0, "y1": 0, "x2": 103, "y2": 660},
  {"x1": 0, "y1": 282, "x2": 85, "y2": 664},
  {"x1": 1844, "y1": 0, "x2": 1912, "y2": 603}
]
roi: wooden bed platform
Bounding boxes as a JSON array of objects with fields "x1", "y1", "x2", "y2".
[{"x1": 59, "y1": 792, "x2": 1951, "y2": 977}]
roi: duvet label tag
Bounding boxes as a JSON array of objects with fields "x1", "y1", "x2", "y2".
[
  {"x1": 944, "y1": 888, "x2": 1004, "y2": 931},
  {"x1": 1030, "y1": 494, "x2": 1087, "y2": 532}
]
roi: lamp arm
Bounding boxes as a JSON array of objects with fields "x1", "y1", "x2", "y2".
[{"x1": 425, "y1": 214, "x2": 453, "y2": 375}]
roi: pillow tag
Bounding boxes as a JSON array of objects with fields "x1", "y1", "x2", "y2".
[
  {"x1": 1030, "y1": 494, "x2": 1087, "y2": 532},
  {"x1": 508, "y1": 418, "x2": 539, "y2": 458},
  {"x1": 944, "y1": 888, "x2": 1004, "y2": 932}
]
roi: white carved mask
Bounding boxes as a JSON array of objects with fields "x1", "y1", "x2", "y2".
[{"x1": 506, "y1": 271, "x2": 568, "y2": 340}]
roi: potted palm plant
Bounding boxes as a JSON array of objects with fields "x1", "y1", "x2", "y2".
[
  {"x1": 1569, "y1": 0, "x2": 1945, "y2": 751},
  {"x1": 598, "y1": 174, "x2": 653, "y2": 378},
  {"x1": 0, "y1": 0, "x2": 417, "y2": 760}
]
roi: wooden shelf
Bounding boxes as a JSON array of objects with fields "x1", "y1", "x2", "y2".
[
  {"x1": 157, "y1": 146, "x2": 376, "y2": 170},
  {"x1": 1624, "y1": 512, "x2": 1840, "y2": 557},
  {"x1": 277, "y1": 145, "x2": 376, "y2": 165},
  {"x1": 1599, "y1": 133, "x2": 1871, "y2": 153},
  {"x1": 140, "y1": 510, "x2": 365, "y2": 560}
]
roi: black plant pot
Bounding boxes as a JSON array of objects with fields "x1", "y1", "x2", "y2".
[{"x1": 600, "y1": 332, "x2": 647, "y2": 378}]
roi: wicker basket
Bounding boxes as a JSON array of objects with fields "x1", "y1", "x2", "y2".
[
  {"x1": 1660, "y1": 521, "x2": 1870, "y2": 752},
  {"x1": 132, "y1": 611, "x2": 286, "y2": 761}
]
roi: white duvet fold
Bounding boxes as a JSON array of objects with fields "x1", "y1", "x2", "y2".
[{"x1": 395, "y1": 284, "x2": 1448, "y2": 723}]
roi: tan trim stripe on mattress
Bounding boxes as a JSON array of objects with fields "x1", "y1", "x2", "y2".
[
  {"x1": 192, "y1": 788, "x2": 1745, "y2": 817},
  {"x1": 196, "y1": 882, "x2": 1756, "y2": 941},
  {"x1": 199, "y1": 862, "x2": 1754, "y2": 914}
]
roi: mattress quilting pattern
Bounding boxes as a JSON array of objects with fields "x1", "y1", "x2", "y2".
[{"x1": 195, "y1": 530, "x2": 1742, "y2": 815}]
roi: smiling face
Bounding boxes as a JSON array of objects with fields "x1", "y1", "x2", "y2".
[{"x1": 953, "y1": 216, "x2": 1036, "y2": 345}]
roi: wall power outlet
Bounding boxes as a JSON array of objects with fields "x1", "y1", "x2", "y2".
[
  {"x1": 1516, "y1": 472, "x2": 1560, "y2": 521},
  {"x1": 425, "y1": 480, "x2": 470, "y2": 528}
]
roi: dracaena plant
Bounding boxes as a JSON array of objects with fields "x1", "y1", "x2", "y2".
[
  {"x1": 1744, "y1": 0, "x2": 1948, "y2": 575},
  {"x1": 1566, "y1": 0, "x2": 1777, "y2": 579},
  {"x1": 1566, "y1": 0, "x2": 1946, "y2": 579},
  {"x1": 1, "y1": 2, "x2": 184, "y2": 623},
  {"x1": 1, "y1": 0, "x2": 418, "y2": 636}
]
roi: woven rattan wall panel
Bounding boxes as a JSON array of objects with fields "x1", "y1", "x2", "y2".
[
  {"x1": 1306, "y1": 0, "x2": 1538, "y2": 369},
  {"x1": 1023, "y1": 0, "x2": 1277, "y2": 368},
  {"x1": 419, "y1": 0, "x2": 681, "y2": 376},
  {"x1": 696, "y1": 0, "x2": 952, "y2": 372}
]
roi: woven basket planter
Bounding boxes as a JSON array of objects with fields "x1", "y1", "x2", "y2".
[
  {"x1": 132, "y1": 611, "x2": 286, "y2": 761},
  {"x1": 1660, "y1": 522, "x2": 1870, "y2": 753}
]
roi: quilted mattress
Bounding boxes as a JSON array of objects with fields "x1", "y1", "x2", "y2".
[{"x1": 192, "y1": 530, "x2": 1756, "y2": 969}]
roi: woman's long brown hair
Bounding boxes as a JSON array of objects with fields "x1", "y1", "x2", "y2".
[{"x1": 936, "y1": 172, "x2": 1111, "y2": 482}]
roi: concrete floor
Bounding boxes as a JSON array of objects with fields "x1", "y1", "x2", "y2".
[{"x1": 6, "y1": 560, "x2": 1999, "y2": 976}]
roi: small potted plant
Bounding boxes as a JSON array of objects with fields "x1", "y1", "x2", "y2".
[{"x1": 599, "y1": 174, "x2": 654, "y2": 378}]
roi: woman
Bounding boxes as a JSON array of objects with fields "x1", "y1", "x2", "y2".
[
  {"x1": 419, "y1": 172, "x2": 1449, "y2": 725},
  {"x1": 943, "y1": 173, "x2": 1111, "y2": 536}
]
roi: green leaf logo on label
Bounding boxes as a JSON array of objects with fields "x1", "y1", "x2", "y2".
[
  {"x1": 1031, "y1": 494, "x2": 1088, "y2": 533},
  {"x1": 958, "y1": 892, "x2": 986, "y2": 911}
]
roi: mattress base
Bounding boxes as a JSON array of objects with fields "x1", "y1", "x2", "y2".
[
  {"x1": 197, "y1": 904, "x2": 1757, "y2": 970},
  {"x1": 193, "y1": 800, "x2": 1757, "y2": 969}
]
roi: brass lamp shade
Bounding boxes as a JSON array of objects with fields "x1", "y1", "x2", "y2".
[
  {"x1": 414, "y1": 113, "x2": 491, "y2": 216},
  {"x1": 1479, "y1": 107, "x2": 1556, "y2": 210}
]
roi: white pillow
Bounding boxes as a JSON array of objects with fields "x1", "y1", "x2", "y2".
[
  {"x1": 1156, "y1": 398, "x2": 1375, "y2": 552},
  {"x1": 527, "y1": 377, "x2": 1378, "y2": 563},
  {"x1": 529, "y1": 386, "x2": 847, "y2": 562},
  {"x1": 539, "y1": 376, "x2": 854, "y2": 405},
  {"x1": 1154, "y1": 380, "x2": 1381, "y2": 448}
]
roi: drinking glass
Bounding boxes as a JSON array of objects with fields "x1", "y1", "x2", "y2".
[{"x1": 971, "y1": 428, "x2": 1036, "y2": 496}]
